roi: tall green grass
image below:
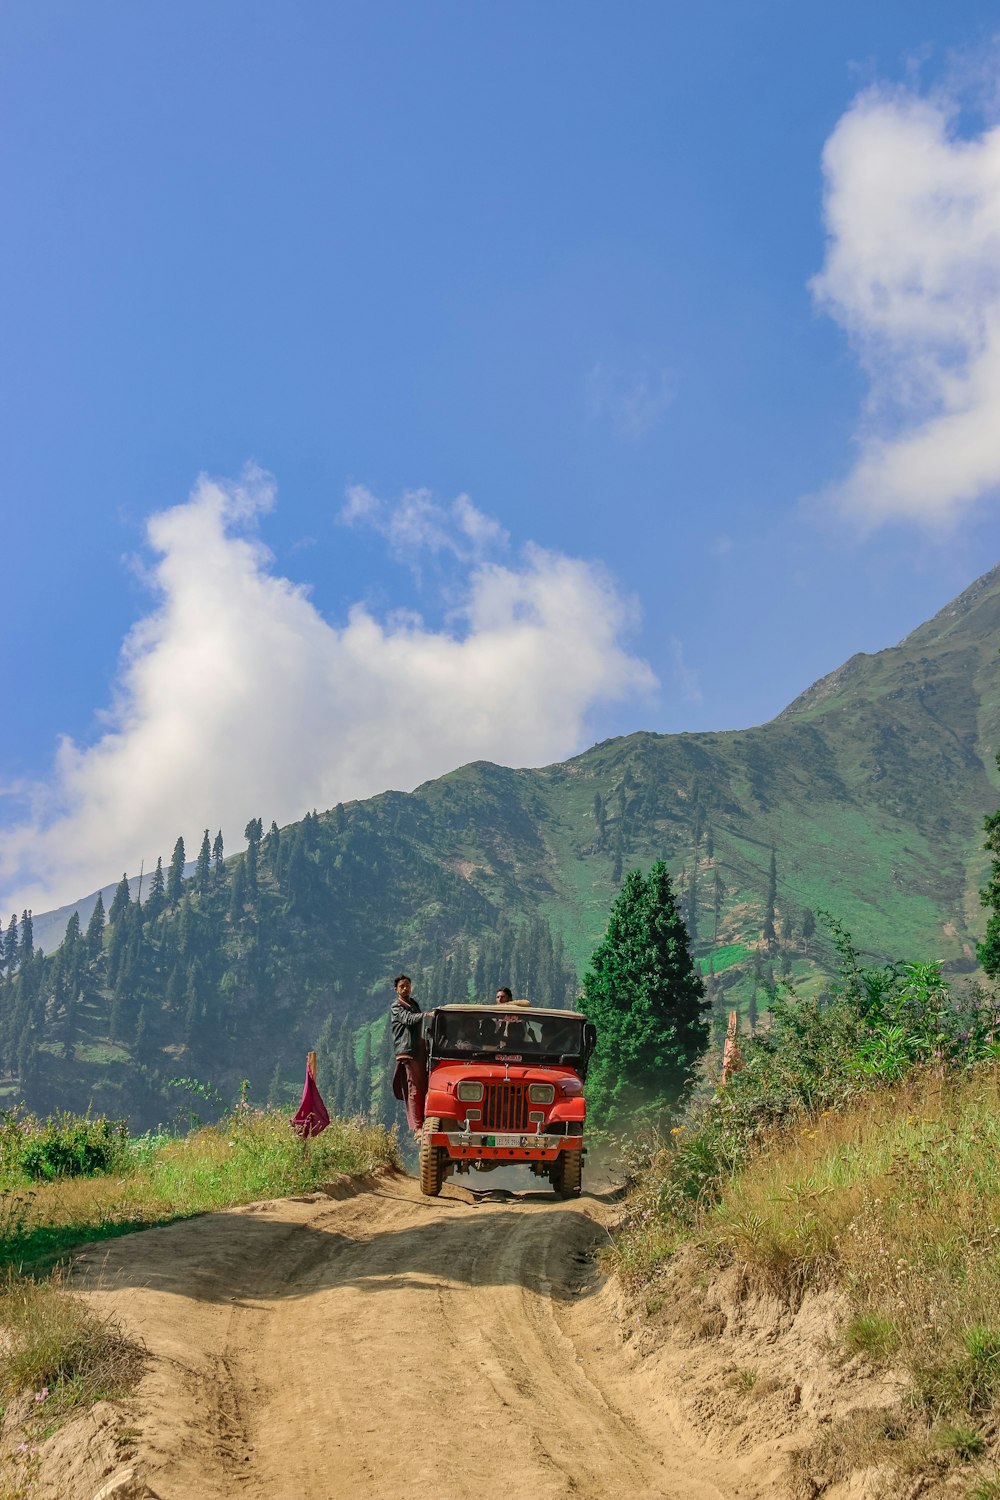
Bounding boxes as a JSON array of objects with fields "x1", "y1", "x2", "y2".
[{"x1": 0, "y1": 1108, "x2": 399, "y2": 1271}]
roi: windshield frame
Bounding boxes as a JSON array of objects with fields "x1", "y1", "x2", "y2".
[{"x1": 427, "y1": 1007, "x2": 591, "y2": 1068}]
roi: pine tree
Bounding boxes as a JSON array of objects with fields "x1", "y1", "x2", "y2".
[
  {"x1": 212, "y1": 830, "x2": 226, "y2": 886},
  {"x1": 762, "y1": 846, "x2": 778, "y2": 952},
  {"x1": 263, "y1": 821, "x2": 280, "y2": 868},
  {"x1": 145, "y1": 858, "x2": 166, "y2": 923},
  {"x1": 167, "y1": 837, "x2": 186, "y2": 906},
  {"x1": 581, "y1": 860, "x2": 708, "y2": 1126},
  {"x1": 3, "y1": 914, "x2": 18, "y2": 977},
  {"x1": 195, "y1": 830, "x2": 212, "y2": 896},
  {"x1": 85, "y1": 892, "x2": 106, "y2": 958},
  {"x1": 801, "y1": 908, "x2": 816, "y2": 956},
  {"x1": 19, "y1": 912, "x2": 32, "y2": 964},
  {"x1": 108, "y1": 874, "x2": 132, "y2": 926},
  {"x1": 244, "y1": 818, "x2": 263, "y2": 901},
  {"x1": 980, "y1": 771, "x2": 1000, "y2": 977}
]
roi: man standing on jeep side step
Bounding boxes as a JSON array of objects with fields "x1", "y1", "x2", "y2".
[{"x1": 389, "y1": 973, "x2": 426, "y2": 1135}]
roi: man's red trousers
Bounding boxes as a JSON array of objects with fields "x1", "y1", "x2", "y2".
[{"x1": 391, "y1": 1056, "x2": 427, "y2": 1131}]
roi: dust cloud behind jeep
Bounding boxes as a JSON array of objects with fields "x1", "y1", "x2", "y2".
[{"x1": 418, "y1": 1002, "x2": 596, "y2": 1198}]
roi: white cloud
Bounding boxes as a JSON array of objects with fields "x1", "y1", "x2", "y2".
[
  {"x1": 812, "y1": 85, "x2": 1000, "y2": 527},
  {"x1": 586, "y1": 364, "x2": 676, "y2": 440},
  {"x1": 339, "y1": 485, "x2": 509, "y2": 563},
  {"x1": 0, "y1": 470, "x2": 654, "y2": 914}
]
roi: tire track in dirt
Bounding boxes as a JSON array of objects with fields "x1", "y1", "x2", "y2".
[{"x1": 70, "y1": 1172, "x2": 735, "y2": 1500}]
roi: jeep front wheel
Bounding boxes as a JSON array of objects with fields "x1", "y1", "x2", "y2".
[
  {"x1": 420, "y1": 1117, "x2": 444, "y2": 1197},
  {"x1": 555, "y1": 1149, "x2": 582, "y2": 1198}
]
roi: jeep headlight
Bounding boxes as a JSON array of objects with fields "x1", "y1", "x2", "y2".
[
  {"x1": 456, "y1": 1081, "x2": 484, "y2": 1102},
  {"x1": 527, "y1": 1083, "x2": 555, "y2": 1104}
]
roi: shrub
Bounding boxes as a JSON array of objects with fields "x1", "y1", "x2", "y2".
[{"x1": 0, "y1": 1110, "x2": 129, "y2": 1183}]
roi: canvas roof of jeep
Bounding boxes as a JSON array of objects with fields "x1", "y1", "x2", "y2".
[{"x1": 430, "y1": 1003, "x2": 586, "y2": 1020}]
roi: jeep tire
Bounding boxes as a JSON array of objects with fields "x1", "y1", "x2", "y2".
[
  {"x1": 553, "y1": 1148, "x2": 582, "y2": 1198},
  {"x1": 420, "y1": 1117, "x2": 444, "y2": 1197}
]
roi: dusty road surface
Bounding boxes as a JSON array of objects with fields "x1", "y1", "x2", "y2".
[{"x1": 67, "y1": 1171, "x2": 739, "y2": 1500}]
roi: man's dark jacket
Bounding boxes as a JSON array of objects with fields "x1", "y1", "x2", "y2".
[{"x1": 390, "y1": 996, "x2": 423, "y2": 1058}]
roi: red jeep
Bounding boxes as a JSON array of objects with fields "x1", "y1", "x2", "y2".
[{"x1": 418, "y1": 1001, "x2": 596, "y2": 1198}]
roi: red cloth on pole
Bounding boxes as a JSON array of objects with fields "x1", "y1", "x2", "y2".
[{"x1": 290, "y1": 1067, "x2": 330, "y2": 1138}]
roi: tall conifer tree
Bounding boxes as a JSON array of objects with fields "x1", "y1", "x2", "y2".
[
  {"x1": 85, "y1": 892, "x2": 106, "y2": 957},
  {"x1": 3, "y1": 914, "x2": 17, "y2": 976},
  {"x1": 979, "y1": 759, "x2": 1000, "y2": 977},
  {"x1": 145, "y1": 858, "x2": 166, "y2": 922},
  {"x1": 108, "y1": 875, "x2": 132, "y2": 925},
  {"x1": 195, "y1": 830, "x2": 212, "y2": 895},
  {"x1": 582, "y1": 861, "x2": 708, "y2": 1126},
  {"x1": 167, "y1": 837, "x2": 186, "y2": 905}
]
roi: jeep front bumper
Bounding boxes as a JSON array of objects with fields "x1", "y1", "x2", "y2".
[{"x1": 428, "y1": 1129, "x2": 582, "y2": 1161}]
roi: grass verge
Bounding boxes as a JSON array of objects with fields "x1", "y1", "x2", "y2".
[
  {"x1": 0, "y1": 1269, "x2": 146, "y2": 1500},
  {"x1": 0, "y1": 1108, "x2": 399, "y2": 1272}
]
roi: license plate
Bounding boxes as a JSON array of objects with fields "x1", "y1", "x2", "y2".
[{"x1": 489, "y1": 1133, "x2": 527, "y2": 1147}]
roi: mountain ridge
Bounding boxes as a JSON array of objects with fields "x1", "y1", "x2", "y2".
[{"x1": 7, "y1": 560, "x2": 1000, "y2": 1127}]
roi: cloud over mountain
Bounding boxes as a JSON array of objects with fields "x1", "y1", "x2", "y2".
[
  {"x1": 813, "y1": 84, "x2": 1000, "y2": 527},
  {"x1": 0, "y1": 469, "x2": 654, "y2": 915}
]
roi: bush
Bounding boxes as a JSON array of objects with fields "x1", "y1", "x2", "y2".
[{"x1": 12, "y1": 1115, "x2": 130, "y2": 1182}]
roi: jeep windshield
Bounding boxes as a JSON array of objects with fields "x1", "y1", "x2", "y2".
[{"x1": 430, "y1": 1009, "x2": 588, "y2": 1064}]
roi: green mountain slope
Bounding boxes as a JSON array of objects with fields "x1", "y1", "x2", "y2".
[{"x1": 7, "y1": 563, "x2": 1000, "y2": 1127}]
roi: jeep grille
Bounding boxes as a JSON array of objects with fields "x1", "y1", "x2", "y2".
[{"x1": 482, "y1": 1081, "x2": 529, "y2": 1132}]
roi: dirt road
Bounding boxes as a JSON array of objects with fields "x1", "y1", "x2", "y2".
[{"x1": 68, "y1": 1171, "x2": 739, "y2": 1500}]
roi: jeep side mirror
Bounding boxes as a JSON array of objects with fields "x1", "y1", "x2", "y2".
[{"x1": 584, "y1": 1023, "x2": 597, "y2": 1056}]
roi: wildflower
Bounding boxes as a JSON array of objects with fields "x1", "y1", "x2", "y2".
[
  {"x1": 33, "y1": 1387, "x2": 48, "y2": 1402},
  {"x1": 670, "y1": 1126, "x2": 685, "y2": 1135}
]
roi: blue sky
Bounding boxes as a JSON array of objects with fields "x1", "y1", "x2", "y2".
[{"x1": 4, "y1": 1, "x2": 1000, "y2": 914}]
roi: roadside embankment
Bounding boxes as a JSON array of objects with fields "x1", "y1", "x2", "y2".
[{"x1": 609, "y1": 1065, "x2": 1000, "y2": 1498}]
